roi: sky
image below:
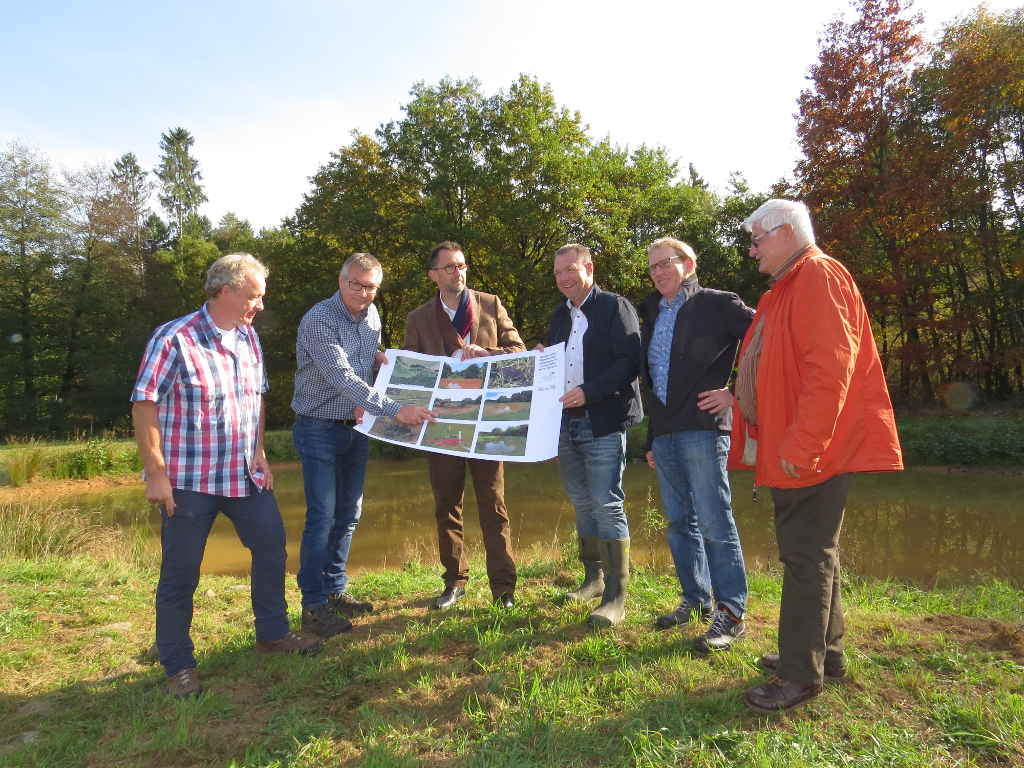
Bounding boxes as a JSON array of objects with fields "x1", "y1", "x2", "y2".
[{"x1": 2, "y1": 0, "x2": 1015, "y2": 231}]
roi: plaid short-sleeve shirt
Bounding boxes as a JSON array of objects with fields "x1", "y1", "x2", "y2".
[{"x1": 131, "y1": 304, "x2": 269, "y2": 497}]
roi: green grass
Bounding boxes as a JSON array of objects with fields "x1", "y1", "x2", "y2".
[{"x1": 0, "y1": 534, "x2": 1021, "y2": 767}]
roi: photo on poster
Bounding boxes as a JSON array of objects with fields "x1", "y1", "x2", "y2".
[
  {"x1": 420, "y1": 421, "x2": 476, "y2": 452},
  {"x1": 488, "y1": 357, "x2": 535, "y2": 388},
  {"x1": 475, "y1": 422, "x2": 528, "y2": 457},
  {"x1": 390, "y1": 356, "x2": 441, "y2": 388},
  {"x1": 482, "y1": 389, "x2": 533, "y2": 421},
  {"x1": 386, "y1": 387, "x2": 433, "y2": 408},
  {"x1": 369, "y1": 416, "x2": 422, "y2": 445},
  {"x1": 430, "y1": 391, "x2": 483, "y2": 421},
  {"x1": 439, "y1": 359, "x2": 488, "y2": 389}
]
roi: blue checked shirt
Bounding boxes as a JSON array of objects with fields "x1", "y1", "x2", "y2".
[
  {"x1": 291, "y1": 293, "x2": 401, "y2": 420},
  {"x1": 131, "y1": 304, "x2": 269, "y2": 497},
  {"x1": 647, "y1": 291, "x2": 687, "y2": 405}
]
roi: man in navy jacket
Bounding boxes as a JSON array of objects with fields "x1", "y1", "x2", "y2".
[
  {"x1": 545, "y1": 244, "x2": 643, "y2": 626},
  {"x1": 640, "y1": 237, "x2": 754, "y2": 652}
]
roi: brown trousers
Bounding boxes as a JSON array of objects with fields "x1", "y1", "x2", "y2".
[
  {"x1": 427, "y1": 453, "x2": 517, "y2": 597},
  {"x1": 772, "y1": 473, "x2": 850, "y2": 685}
]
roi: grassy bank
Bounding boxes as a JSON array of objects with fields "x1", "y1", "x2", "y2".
[
  {"x1": 0, "y1": 504, "x2": 1021, "y2": 767},
  {"x1": 3, "y1": 411, "x2": 1023, "y2": 487}
]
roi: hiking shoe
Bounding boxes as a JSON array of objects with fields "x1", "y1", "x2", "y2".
[
  {"x1": 328, "y1": 591, "x2": 374, "y2": 616},
  {"x1": 654, "y1": 599, "x2": 712, "y2": 630},
  {"x1": 302, "y1": 604, "x2": 353, "y2": 638},
  {"x1": 694, "y1": 607, "x2": 745, "y2": 652},
  {"x1": 166, "y1": 667, "x2": 202, "y2": 698},
  {"x1": 257, "y1": 630, "x2": 323, "y2": 656},
  {"x1": 759, "y1": 652, "x2": 847, "y2": 680},
  {"x1": 745, "y1": 675, "x2": 822, "y2": 712}
]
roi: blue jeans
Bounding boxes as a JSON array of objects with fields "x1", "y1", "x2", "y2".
[
  {"x1": 558, "y1": 416, "x2": 629, "y2": 540},
  {"x1": 294, "y1": 415, "x2": 369, "y2": 607},
  {"x1": 156, "y1": 485, "x2": 289, "y2": 677},
  {"x1": 651, "y1": 430, "x2": 747, "y2": 617}
]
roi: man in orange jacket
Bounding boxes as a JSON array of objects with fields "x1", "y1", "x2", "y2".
[{"x1": 730, "y1": 200, "x2": 903, "y2": 712}]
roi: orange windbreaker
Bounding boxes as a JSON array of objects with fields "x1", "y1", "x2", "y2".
[{"x1": 727, "y1": 247, "x2": 903, "y2": 489}]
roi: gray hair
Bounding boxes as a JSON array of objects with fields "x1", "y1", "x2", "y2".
[
  {"x1": 340, "y1": 252, "x2": 383, "y2": 280},
  {"x1": 742, "y1": 199, "x2": 816, "y2": 247},
  {"x1": 647, "y1": 237, "x2": 698, "y2": 265},
  {"x1": 554, "y1": 243, "x2": 593, "y2": 264},
  {"x1": 205, "y1": 253, "x2": 268, "y2": 298}
]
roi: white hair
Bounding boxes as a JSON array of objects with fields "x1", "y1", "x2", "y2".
[
  {"x1": 742, "y1": 200, "x2": 816, "y2": 247},
  {"x1": 205, "y1": 253, "x2": 268, "y2": 298}
]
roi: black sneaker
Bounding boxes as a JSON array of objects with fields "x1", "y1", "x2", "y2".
[
  {"x1": 694, "y1": 607, "x2": 745, "y2": 652},
  {"x1": 302, "y1": 604, "x2": 353, "y2": 638},
  {"x1": 654, "y1": 599, "x2": 712, "y2": 630},
  {"x1": 328, "y1": 591, "x2": 374, "y2": 617}
]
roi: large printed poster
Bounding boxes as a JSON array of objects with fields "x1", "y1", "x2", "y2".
[{"x1": 355, "y1": 343, "x2": 565, "y2": 462}]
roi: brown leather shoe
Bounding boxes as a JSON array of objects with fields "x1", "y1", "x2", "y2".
[
  {"x1": 745, "y1": 676, "x2": 822, "y2": 712},
  {"x1": 165, "y1": 667, "x2": 201, "y2": 698},
  {"x1": 758, "y1": 652, "x2": 847, "y2": 680},
  {"x1": 256, "y1": 631, "x2": 323, "y2": 656}
]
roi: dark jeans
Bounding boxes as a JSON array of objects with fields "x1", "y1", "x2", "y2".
[
  {"x1": 557, "y1": 416, "x2": 629, "y2": 539},
  {"x1": 293, "y1": 415, "x2": 370, "y2": 607},
  {"x1": 156, "y1": 485, "x2": 289, "y2": 677},
  {"x1": 427, "y1": 453, "x2": 517, "y2": 597},
  {"x1": 772, "y1": 473, "x2": 850, "y2": 685},
  {"x1": 652, "y1": 430, "x2": 748, "y2": 618}
]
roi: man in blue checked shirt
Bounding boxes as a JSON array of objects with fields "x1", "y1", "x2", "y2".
[
  {"x1": 291, "y1": 252, "x2": 435, "y2": 638},
  {"x1": 132, "y1": 253, "x2": 322, "y2": 700}
]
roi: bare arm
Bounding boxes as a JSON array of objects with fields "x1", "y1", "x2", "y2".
[{"x1": 132, "y1": 401, "x2": 176, "y2": 515}]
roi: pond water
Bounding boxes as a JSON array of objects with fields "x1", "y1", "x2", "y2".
[{"x1": 73, "y1": 460, "x2": 1023, "y2": 588}]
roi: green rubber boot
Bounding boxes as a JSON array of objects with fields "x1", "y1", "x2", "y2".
[
  {"x1": 564, "y1": 535, "x2": 604, "y2": 602},
  {"x1": 587, "y1": 538, "x2": 630, "y2": 627}
]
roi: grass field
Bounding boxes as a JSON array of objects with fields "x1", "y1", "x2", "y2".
[
  {"x1": 482, "y1": 401, "x2": 532, "y2": 421},
  {"x1": 431, "y1": 398, "x2": 482, "y2": 420},
  {"x1": 420, "y1": 422, "x2": 475, "y2": 452},
  {"x1": 368, "y1": 417, "x2": 422, "y2": 444},
  {"x1": 390, "y1": 357, "x2": 441, "y2": 388},
  {"x1": 0, "y1": 519, "x2": 1021, "y2": 767},
  {"x1": 386, "y1": 388, "x2": 433, "y2": 408}
]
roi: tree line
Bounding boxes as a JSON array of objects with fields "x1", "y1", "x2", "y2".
[{"x1": 1, "y1": 0, "x2": 1021, "y2": 437}]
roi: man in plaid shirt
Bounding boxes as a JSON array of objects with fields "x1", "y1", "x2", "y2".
[{"x1": 132, "y1": 253, "x2": 321, "y2": 699}]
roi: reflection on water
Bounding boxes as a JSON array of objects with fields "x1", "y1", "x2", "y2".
[{"x1": 76, "y1": 461, "x2": 1023, "y2": 587}]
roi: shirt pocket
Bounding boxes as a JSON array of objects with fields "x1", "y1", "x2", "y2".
[{"x1": 178, "y1": 373, "x2": 226, "y2": 427}]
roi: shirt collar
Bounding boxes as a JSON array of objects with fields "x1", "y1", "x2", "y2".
[
  {"x1": 565, "y1": 285, "x2": 595, "y2": 312},
  {"x1": 199, "y1": 303, "x2": 254, "y2": 348},
  {"x1": 658, "y1": 276, "x2": 698, "y2": 310},
  {"x1": 333, "y1": 291, "x2": 366, "y2": 322}
]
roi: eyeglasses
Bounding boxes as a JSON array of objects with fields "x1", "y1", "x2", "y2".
[
  {"x1": 346, "y1": 279, "x2": 379, "y2": 295},
  {"x1": 648, "y1": 255, "x2": 680, "y2": 275},
  {"x1": 750, "y1": 225, "x2": 784, "y2": 249},
  {"x1": 430, "y1": 262, "x2": 468, "y2": 275}
]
